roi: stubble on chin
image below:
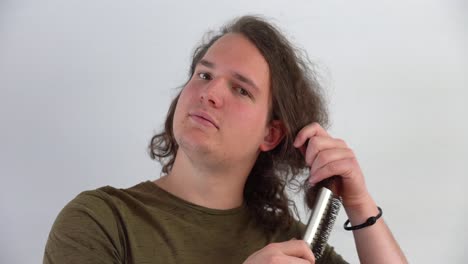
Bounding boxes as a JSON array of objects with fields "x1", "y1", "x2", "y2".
[{"x1": 176, "y1": 129, "x2": 214, "y2": 157}]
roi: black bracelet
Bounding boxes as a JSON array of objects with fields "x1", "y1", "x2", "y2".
[{"x1": 344, "y1": 206, "x2": 382, "y2": 231}]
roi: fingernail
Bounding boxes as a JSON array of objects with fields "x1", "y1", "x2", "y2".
[{"x1": 309, "y1": 176, "x2": 317, "y2": 185}]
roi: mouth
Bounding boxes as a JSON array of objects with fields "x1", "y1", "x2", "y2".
[{"x1": 189, "y1": 111, "x2": 219, "y2": 129}]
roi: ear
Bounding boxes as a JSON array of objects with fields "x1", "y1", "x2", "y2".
[{"x1": 259, "y1": 120, "x2": 286, "y2": 152}]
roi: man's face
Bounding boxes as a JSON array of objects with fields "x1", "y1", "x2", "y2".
[{"x1": 173, "y1": 33, "x2": 275, "y2": 166}]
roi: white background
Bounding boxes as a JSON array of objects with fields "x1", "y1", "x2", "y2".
[{"x1": 1, "y1": 0, "x2": 467, "y2": 263}]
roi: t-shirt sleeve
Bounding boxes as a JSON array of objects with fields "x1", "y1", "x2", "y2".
[{"x1": 43, "y1": 190, "x2": 124, "y2": 264}]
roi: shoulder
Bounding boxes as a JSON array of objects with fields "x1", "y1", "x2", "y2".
[
  {"x1": 47, "y1": 184, "x2": 134, "y2": 239},
  {"x1": 44, "y1": 186, "x2": 128, "y2": 263},
  {"x1": 44, "y1": 181, "x2": 156, "y2": 263},
  {"x1": 56, "y1": 186, "x2": 119, "y2": 223},
  {"x1": 52, "y1": 181, "x2": 153, "y2": 229}
]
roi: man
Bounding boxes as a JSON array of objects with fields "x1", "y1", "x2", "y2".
[{"x1": 44, "y1": 16, "x2": 407, "y2": 263}]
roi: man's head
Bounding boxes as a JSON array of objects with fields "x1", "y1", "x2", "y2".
[
  {"x1": 149, "y1": 15, "x2": 328, "y2": 231},
  {"x1": 172, "y1": 32, "x2": 283, "y2": 170}
]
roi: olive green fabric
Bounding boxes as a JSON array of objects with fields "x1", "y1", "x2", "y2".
[{"x1": 44, "y1": 181, "x2": 347, "y2": 264}]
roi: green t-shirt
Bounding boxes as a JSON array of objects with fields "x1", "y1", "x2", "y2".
[{"x1": 44, "y1": 181, "x2": 347, "y2": 263}]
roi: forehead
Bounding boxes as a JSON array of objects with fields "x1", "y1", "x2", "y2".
[{"x1": 201, "y1": 33, "x2": 270, "y2": 93}]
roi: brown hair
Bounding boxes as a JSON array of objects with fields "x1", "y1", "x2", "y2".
[{"x1": 149, "y1": 15, "x2": 329, "y2": 234}]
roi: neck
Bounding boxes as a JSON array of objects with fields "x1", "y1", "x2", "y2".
[{"x1": 154, "y1": 150, "x2": 257, "y2": 210}]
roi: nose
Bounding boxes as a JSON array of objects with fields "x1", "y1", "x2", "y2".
[{"x1": 200, "y1": 77, "x2": 225, "y2": 108}]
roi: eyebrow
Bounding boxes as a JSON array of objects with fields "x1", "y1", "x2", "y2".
[{"x1": 198, "y1": 59, "x2": 260, "y2": 93}]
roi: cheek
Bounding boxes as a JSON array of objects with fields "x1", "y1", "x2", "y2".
[
  {"x1": 242, "y1": 100, "x2": 270, "y2": 124},
  {"x1": 243, "y1": 109, "x2": 266, "y2": 125},
  {"x1": 173, "y1": 83, "x2": 200, "y2": 130},
  {"x1": 173, "y1": 90, "x2": 189, "y2": 129},
  {"x1": 175, "y1": 84, "x2": 198, "y2": 113},
  {"x1": 179, "y1": 84, "x2": 196, "y2": 101},
  {"x1": 229, "y1": 104, "x2": 269, "y2": 136}
]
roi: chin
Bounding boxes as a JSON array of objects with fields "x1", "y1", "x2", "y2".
[{"x1": 176, "y1": 132, "x2": 213, "y2": 156}]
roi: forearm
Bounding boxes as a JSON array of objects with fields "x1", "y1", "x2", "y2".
[{"x1": 344, "y1": 196, "x2": 407, "y2": 264}]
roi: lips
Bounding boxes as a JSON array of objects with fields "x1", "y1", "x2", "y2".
[{"x1": 189, "y1": 111, "x2": 219, "y2": 129}]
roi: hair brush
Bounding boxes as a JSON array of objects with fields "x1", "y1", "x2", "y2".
[{"x1": 302, "y1": 177, "x2": 342, "y2": 259}]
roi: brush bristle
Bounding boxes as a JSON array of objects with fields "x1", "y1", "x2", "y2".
[{"x1": 311, "y1": 195, "x2": 342, "y2": 259}]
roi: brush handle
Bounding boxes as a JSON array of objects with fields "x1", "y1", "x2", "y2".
[{"x1": 302, "y1": 187, "x2": 332, "y2": 246}]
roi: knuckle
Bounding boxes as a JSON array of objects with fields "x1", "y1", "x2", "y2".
[
  {"x1": 319, "y1": 151, "x2": 332, "y2": 164},
  {"x1": 337, "y1": 138, "x2": 347, "y2": 146},
  {"x1": 327, "y1": 162, "x2": 339, "y2": 173},
  {"x1": 265, "y1": 243, "x2": 280, "y2": 251},
  {"x1": 268, "y1": 255, "x2": 283, "y2": 264},
  {"x1": 311, "y1": 122, "x2": 321, "y2": 129},
  {"x1": 315, "y1": 152, "x2": 325, "y2": 164},
  {"x1": 309, "y1": 136, "x2": 320, "y2": 146},
  {"x1": 300, "y1": 240, "x2": 311, "y2": 251}
]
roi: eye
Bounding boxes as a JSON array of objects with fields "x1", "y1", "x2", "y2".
[
  {"x1": 235, "y1": 86, "x2": 251, "y2": 97},
  {"x1": 198, "y1": 72, "x2": 212, "y2": 80}
]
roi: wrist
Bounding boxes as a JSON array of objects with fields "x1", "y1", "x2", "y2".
[{"x1": 344, "y1": 195, "x2": 380, "y2": 226}]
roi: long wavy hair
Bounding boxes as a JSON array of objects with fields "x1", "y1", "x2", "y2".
[{"x1": 148, "y1": 15, "x2": 329, "y2": 235}]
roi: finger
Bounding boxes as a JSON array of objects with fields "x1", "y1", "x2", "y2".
[
  {"x1": 304, "y1": 137, "x2": 348, "y2": 166},
  {"x1": 275, "y1": 256, "x2": 314, "y2": 264},
  {"x1": 309, "y1": 158, "x2": 356, "y2": 185},
  {"x1": 275, "y1": 240, "x2": 315, "y2": 263},
  {"x1": 310, "y1": 148, "x2": 355, "y2": 177},
  {"x1": 293, "y1": 123, "x2": 329, "y2": 149}
]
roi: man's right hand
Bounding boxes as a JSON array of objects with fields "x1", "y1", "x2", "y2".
[{"x1": 243, "y1": 240, "x2": 315, "y2": 264}]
